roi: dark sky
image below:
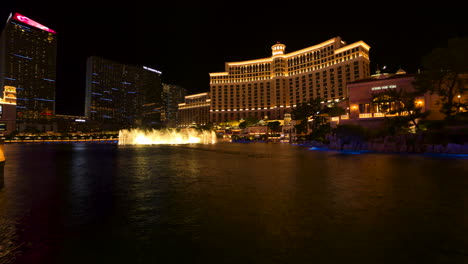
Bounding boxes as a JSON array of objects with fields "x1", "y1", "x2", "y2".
[{"x1": 1, "y1": 2, "x2": 468, "y2": 115}]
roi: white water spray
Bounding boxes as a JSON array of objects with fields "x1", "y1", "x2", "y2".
[{"x1": 118, "y1": 128, "x2": 217, "y2": 145}]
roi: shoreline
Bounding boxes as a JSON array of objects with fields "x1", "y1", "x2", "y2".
[
  {"x1": 3, "y1": 138, "x2": 468, "y2": 155},
  {"x1": 296, "y1": 137, "x2": 468, "y2": 155}
]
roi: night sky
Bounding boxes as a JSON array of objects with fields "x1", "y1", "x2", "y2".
[{"x1": 1, "y1": 2, "x2": 468, "y2": 116}]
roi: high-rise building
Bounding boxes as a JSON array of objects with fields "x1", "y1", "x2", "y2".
[
  {"x1": 162, "y1": 83, "x2": 187, "y2": 128},
  {"x1": 209, "y1": 37, "x2": 371, "y2": 123},
  {"x1": 85, "y1": 56, "x2": 163, "y2": 131},
  {"x1": 0, "y1": 13, "x2": 57, "y2": 127}
]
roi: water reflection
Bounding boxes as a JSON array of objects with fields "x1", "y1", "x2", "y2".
[{"x1": 0, "y1": 143, "x2": 467, "y2": 263}]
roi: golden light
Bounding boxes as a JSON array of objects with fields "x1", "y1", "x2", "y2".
[{"x1": 118, "y1": 128, "x2": 217, "y2": 145}]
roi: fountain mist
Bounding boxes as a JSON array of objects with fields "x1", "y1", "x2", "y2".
[{"x1": 118, "y1": 128, "x2": 217, "y2": 145}]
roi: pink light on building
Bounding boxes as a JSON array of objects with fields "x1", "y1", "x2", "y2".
[{"x1": 12, "y1": 13, "x2": 56, "y2": 34}]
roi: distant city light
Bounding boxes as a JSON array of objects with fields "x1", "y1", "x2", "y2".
[
  {"x1": 143, "y1": 66, "x2": 162, "y2": 74},
  {"x1": 12, "y1": 13, "x2": 56, "y2": 34}
]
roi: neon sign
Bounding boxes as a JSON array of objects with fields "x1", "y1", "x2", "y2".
[
  {"x1": 12, "y1": 13, "x2": 56, "y2": 34},
  {"x1": 371, "y1": 85, "x2": 396, "y2": 91}
]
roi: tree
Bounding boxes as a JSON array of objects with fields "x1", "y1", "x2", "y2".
[
  {"x1": 267, "y1": 121, "x2": 281, "y2": 135},
  {"x1": 414, "y1": 37, "x2": 468, "y2": 118},
  {"x1": 327, "y1": 104, "x2": 346, "y2": 117},
  {"x1": 372, "y1": 88, "x2": 429, "y2": 133},
  {"x1": 291, "y1": 97, "x2": 326, "y2": 134},
  {"x1": 238, "y1": 115, "x2": 259, "y2": 129}
]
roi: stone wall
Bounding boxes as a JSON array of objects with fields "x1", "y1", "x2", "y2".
[{"x1": 305, "y1": 134, "x2": 468, "y2": 154}]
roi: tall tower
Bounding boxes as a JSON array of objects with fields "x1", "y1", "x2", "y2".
[
  {"x1": 0, "y1": 13, "x2": 57, "y2": 125},
  {"x1": 85, "y1": 56, "x2": 163, "y2": 131}
]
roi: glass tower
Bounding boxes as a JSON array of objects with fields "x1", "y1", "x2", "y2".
[
  {"x1": 85, "y1": 56, "x2": 163, "y2": 130},
  {"x1": 0, "y1": 13, "x2": 57, "y2": 123}
]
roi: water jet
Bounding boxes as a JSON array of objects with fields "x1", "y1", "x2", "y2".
[{"x1": 118, "y1": 128, "x2": 217, "y2": 145}]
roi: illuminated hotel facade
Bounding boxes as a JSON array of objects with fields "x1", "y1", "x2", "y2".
[
  {"x1": 178, "y1": 92, "x2": 210, "y2": 127},
  {"x1": 209, "y1": 37, "x2": 371, "y2": 123},
  {"x1": 0, "y1": 13, "x2": 57, "y2": 128},
  {"x1": 0, "y1": 86, "x2": 17, "y2": 135},
  {"x1": 85, "y1": 56, "x2": 163, "y2": 130}
]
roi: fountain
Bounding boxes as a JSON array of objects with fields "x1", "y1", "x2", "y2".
[{"x1": 118, "y1": 128, "x2": 217, "y2": 145}]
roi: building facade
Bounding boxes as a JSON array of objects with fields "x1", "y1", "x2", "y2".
[
  {"x1": 339, "y1": 69, "x2": 446, "y2": 128},
  {"x1": 209, "y1": 37, "x2": 371, "y2": 123},
  {"x1": 162, "y1": 83, "x2": 187, "y2": 128},
  {"x1": 85, "y1": 56, "x2": 163, "y2": 131},
  {"x1": 0, "y1": 13, "x2": 57, "y2": 129},
  {"x1": 178, "y1": 92, "x2": 210, "y2": 127},
  {"x1": 0, "y1": 86, "x2": 17, "y2": 136}
]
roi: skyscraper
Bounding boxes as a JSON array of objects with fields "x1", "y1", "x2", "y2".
[
  {"x1": 0, "y1": 13, "x2": 57, "y2": 129},
  {"x1": 85, "y1": 56, "x2": 163, "y2": 131},
  {"x1": 162, "y1": 83, "x2": 187, "y2": 128}
]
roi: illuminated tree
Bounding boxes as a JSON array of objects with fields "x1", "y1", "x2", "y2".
[{"x1": 238, "y1": 115, "x2": 259, "y2": 129}]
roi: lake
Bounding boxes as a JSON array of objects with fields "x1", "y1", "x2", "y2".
[{"x1": 1, "y1": 142, "x2": 467, "y2": 263}]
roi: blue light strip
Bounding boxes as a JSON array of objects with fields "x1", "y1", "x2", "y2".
[
  {"x1": 43, "y1": 78, "x2": 55, "y2": 82},
  {"x1": 33, "y1": 98, "x2": 55, "y2": 102},
  {"x1": 13, "y1": 54, "x2": 32, "y2": 60},
  {"x1": 11, "y1": 22, "x2": 31, "y2": 31},
  {"x1": 4, "y1": 77, "x2": 16, "y2": 81}
]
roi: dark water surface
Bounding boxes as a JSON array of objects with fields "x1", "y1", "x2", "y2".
[{"x1": 0, "y1": 143, "x2": 467, "y2": 263}]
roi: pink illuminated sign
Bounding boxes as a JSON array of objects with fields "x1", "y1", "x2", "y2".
[{"x1": 12, "y1": 13, "x2": 56, "y2": 34}]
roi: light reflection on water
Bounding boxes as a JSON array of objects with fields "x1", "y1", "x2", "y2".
[{"x1": 0, "y1": 143, "x2": 467, "y2": 263}]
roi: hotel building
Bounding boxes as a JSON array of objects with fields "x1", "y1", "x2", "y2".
[
  {"x1": 178, "y1": 92, "x2": 210, "y2": 127},
  {"x1": 0, "y1": 13, "x2": 57, "y2": 129},
  {"x1": 209, "y1": 36, "x2": 371, "y2": 123},
  {"x1": 85, "y1": 56, "x2": 163, "y2": 130}
]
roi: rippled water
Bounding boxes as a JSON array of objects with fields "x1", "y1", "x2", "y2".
[{"x1": 0, "y1": 143, "x2": 467, "y2": 263}]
